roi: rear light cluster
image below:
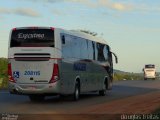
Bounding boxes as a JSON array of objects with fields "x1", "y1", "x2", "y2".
[
  {"x1": 12, "y1": 28, "x2": 16, "y2": 31},
  {"x1": 50, "y1": 27, "x2": 54, "y2": 31},
  {"x1": 8, "y1": 63, "x2": 16, "y2": 83},
  {"x1": 49, "y1": 64, "x2": 59, "y2": 83}
]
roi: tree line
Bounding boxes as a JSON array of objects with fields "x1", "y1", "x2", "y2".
[{"x1": 0, "y1": 58, "x2": 8, "y2": 89}]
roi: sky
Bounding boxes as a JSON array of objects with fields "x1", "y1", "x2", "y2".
[{"x1": 0, "y1": 0, "x2": 160, "y2": 73}]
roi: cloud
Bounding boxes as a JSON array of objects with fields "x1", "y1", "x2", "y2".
[
  {"x1": 97, "y1": 0, "x2": 160, "y2": 12},
  {"x1": 112, "y1": 3, "x2": 129, "y2": 11},
  {"x1": 97, "y1": 0, "x2": 133, "y2": 11},
  {"x1": 16, "y1": 0, "x2": 64, "y2": 3},
  {"x1": 0, "y1": 8, "x2": 12, "y2": 14},
  {"x1": 0, "y1": 7, "x2": 40, "y2": 17},
  {"x1": 66, "y1": 0, "x2": 133, "y2": 11},
  {"x1": 15, "y1": 0, "x2": 130, "y2": 11},
  {"x1": 14, "y1": 8, "x2": 40, "y2": 17},
  {"x1": 14, "y1": 0, "x2": 160, "y2": 13},
  {"x1": 13, "y1": 0, "x2": 134, "y2": 12}
]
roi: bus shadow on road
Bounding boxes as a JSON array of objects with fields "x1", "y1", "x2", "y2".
[
  {"x1": 39, "y1": 93, "x2": 101, "y2": 103},
  {"x1": 27, "y1": 85, "x2": 160, "y2": 104},
  {"x1": 27, "y1": 92, "x2": 108, "y2": 104}
]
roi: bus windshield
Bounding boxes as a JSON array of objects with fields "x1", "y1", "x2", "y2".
[
  {"x1": 145, "y1": 64, "x2": 155, "y2": 68},
  {"x1": 10, "y1": 29, "x2": 54, "y2": 47}
]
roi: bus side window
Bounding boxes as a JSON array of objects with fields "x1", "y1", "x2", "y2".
[
  {"x1": 61, "y1": 35, "x2": 65, "y2": 44},
  {"x1": 104, "y1": 45, "x2": 109, "y2": 61},
  {"x1": 62, "y1": 34, "x2": 72, "y2": 58},
  {"x1": 72, "y1": 36, "x2": 80, "y2": 59},
  {"x1": 88, "y1": 41, "x2": 94, "y2": 60},
  {"x1": 92, "y1": 41, "x2": 96, "y2": 60},
  {"x1": 79, "y1": 37, "x2": 88, "y2": 59},
  {"x1": 107, "y1": 46, "x2": 112, "y2": 64},
  {"x1": 96, "y1": 43, "x2": 105, "y2": 61}
]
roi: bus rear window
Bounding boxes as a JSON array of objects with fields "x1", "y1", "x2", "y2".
[{"x1": 10, "y1": 29, "x2": 54, "y2": 47}]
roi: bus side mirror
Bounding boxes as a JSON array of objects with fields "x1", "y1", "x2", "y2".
[
  {"x1": 111, "y1": 52, "x2": 118, "y2": 64},
  {"x1": 115, "y1": 56, "x2": 118, "y2": 64}
]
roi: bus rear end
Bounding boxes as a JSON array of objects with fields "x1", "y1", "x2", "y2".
[
  {"x1": 8, "y1": 27, "x2": 61, "y2": 100},
  {"x1": 143, "y1": 64, "x2": 156, "y2": 80}
]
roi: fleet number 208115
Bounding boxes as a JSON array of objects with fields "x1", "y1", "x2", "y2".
[{"x1": 24, "y1": 71, "x2": 40, "y2": 76}]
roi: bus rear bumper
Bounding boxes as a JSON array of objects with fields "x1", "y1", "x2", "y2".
[
  {"x1": 8, "y1": 82, "x2": 61, "y2": 95},
  {"x1": 144, "y1": 75, "x2": 156, "y2": 79}
]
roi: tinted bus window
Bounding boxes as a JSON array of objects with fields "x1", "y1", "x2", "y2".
[
  {"x1": 10, "y1": 29, "x2": 54, "y2": 47},
  {"x1": 88, "y1": 41, "x2": 94, "y2": 60},
  {"x1": 72, "y1": 36, "x2": 81, "y2": 59},
  {"x1": 145, "y1": 65, "x2": 155, "y2": 68},
  {"x1": 61, "y1": 34, "x2": 72, "y2": 58},
  {"x1": 80, "y1": 38, "x2": 88, "y2": 59},
  {"x1": 104, "y1": 45, "x2": 109, "y2": 61},
  {"x1": 96, "y1": 43, "x2": 105, "y2": 61},
  {"x1": 92, "y1": 41, "x2": 96, "y2": 60}
]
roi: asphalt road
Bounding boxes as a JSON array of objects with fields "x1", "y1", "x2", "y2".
[{"x1": 0, "y1": 80, "x2": 160, "y2": 114}]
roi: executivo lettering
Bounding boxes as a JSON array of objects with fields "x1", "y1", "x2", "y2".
[{"x1": 18, "y1": 33, "x2": 45, "y2": 39}]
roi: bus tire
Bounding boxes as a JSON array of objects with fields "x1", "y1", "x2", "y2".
[
  {"x1": 72, "y1": 81, "x2": 80, "y2": 101},
  {"x1": 108, "y1": 78, "x2": 113, "y2": 90},
  {"x1": 59, "y1": 94, "x2": 65, "y2": 99},
  {"x1": 99, "y1": 80, "x2": 107, "y2": 96},
  {"x1": 99, "y1": 90, "x2": 106, "y2": 96},
  {"x1": 29, "y1": 95, "x2": 45, "y2": 102}
]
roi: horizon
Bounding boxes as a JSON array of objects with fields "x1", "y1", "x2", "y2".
[
  {"x1": 0, "y1": 57, "x2": 158, "y2": 74},
  {"x1": 1, "y1": 0, "x2": 160, "y2": 73}
]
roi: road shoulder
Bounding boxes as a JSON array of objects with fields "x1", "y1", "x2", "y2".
[{"x1": 73, "y1": 91, "x2": 160, "y2": 114}]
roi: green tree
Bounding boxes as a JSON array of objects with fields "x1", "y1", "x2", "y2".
[{"x1": 0, "y1": 58, "x2": 8, "y2": 89}]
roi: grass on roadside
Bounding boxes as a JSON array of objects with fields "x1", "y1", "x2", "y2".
[{"x1": 0, "y1": 77, "x2": 8, "y2": 90}]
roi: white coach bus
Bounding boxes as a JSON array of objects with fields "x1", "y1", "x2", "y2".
[
  {"x1": 8, "y1": 27, "x2": 118, "y2": 101},
  {"x1": 143, "y1": 64, "x2": 156, "y2": 80}
]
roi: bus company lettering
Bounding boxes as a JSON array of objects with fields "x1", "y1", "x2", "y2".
[
  {"x1": 74, "y1": 63, "x2": 86, "y2": 71},
  {"x1": 18, "y1": 33, "x2": 45, "y2": 39}
]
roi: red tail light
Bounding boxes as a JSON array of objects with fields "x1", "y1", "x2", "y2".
[
  {"x1": 8, "y1": 63, "x2": 15, "y2": 83},
  {"x1": 49, "y1": 64, "x2": 59, "y2": 83},
  {"x1": 12, "y1": 28, "x2": 16, "y2": 31},
  {"x1": 50, "y1": 27, "x2": 54, "y2": 31}
]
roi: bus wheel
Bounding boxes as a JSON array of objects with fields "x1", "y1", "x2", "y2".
[
  {"x1": 72, "y1": 81, "x2": 80, "y2": 101},
  {"x1": 99, "y1": 80, "x2": 107, "y2": 96},
  {"x1": 29, "y1": 95, "x2": 45, "y2": 102},
  {"x1": 108, "y1": 79, "x2": 113, "y2": 90}
]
